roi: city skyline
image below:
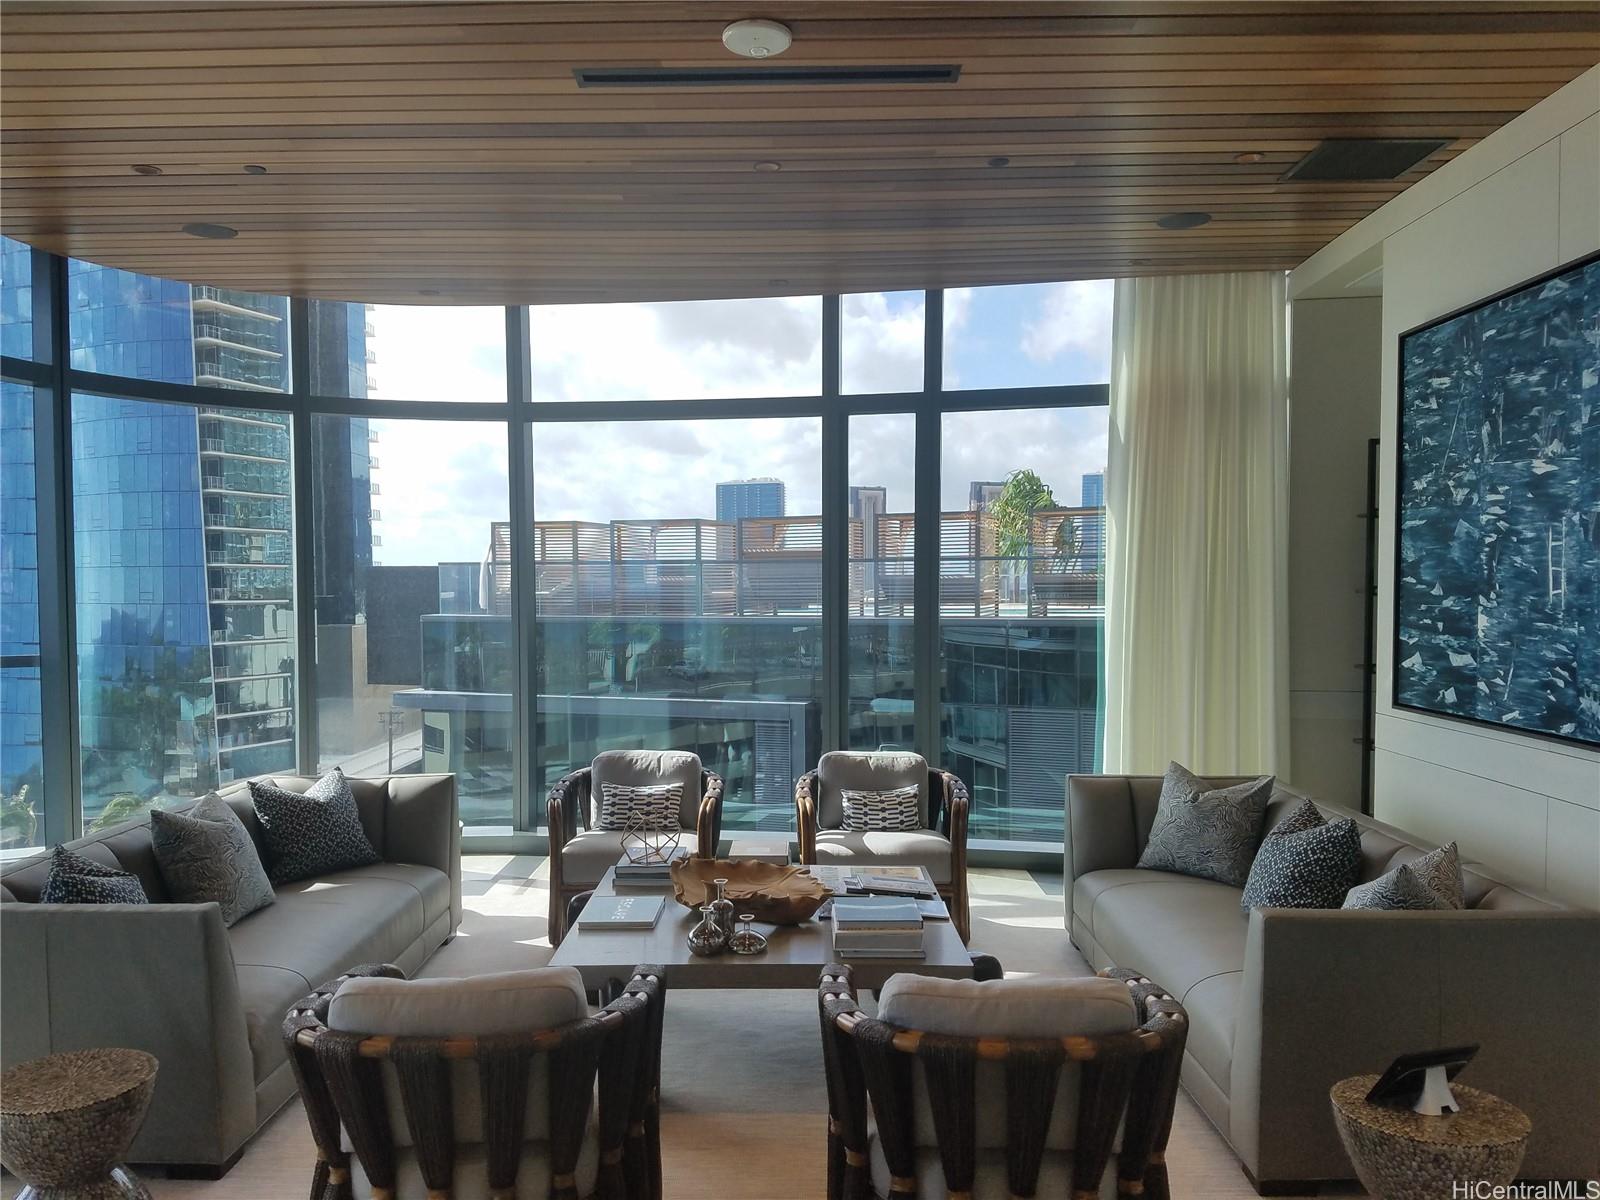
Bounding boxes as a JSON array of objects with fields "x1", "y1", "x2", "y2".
[{"x1": 367, "y1": 281, "x2": 1113, "y2": 565}]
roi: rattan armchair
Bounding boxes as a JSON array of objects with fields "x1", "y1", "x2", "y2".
[
  {"x1": 547, "y1": 750, "x2": 724, "y2": 946},
  {"x1": 284, "y1": 963, "x2": 666, "y2": 1200},
  {"x1": 796, "y1": 752, "x2": 970, "y2": 941},
  {"x1": 817, "y1": 963, "x2": 1187, "y2": 1200}
]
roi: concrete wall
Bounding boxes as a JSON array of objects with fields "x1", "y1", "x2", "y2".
[
  {"x1": 1287, "y1": 296, "x2": 1382, "y2": 809},
  {"x1": 1290, "y1": 67, "x2": 1600, "y2": 909}
]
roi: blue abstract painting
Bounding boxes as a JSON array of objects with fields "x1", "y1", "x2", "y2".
[{"x1": 1395, "y1": 253, "x2": 1599, "y2": 747}]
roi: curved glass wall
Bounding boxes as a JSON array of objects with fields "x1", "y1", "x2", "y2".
[{"x1": 2, "y1": 243, "x2": 1113, "y2": 848}]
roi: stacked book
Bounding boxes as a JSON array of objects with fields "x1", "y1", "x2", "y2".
[
  {"x1": 613, "y1": 846, "x2": 689, "y2": 887},
  {"x1": 830, "y1": 898, "x2": 925, "y2": 960}
]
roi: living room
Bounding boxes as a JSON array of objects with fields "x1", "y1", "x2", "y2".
[{"x1": 0, "y1": 5, "x2": 1596, "y2": 1199}]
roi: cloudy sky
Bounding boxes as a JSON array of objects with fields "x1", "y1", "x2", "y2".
[{"x1": 366, "y1": 281, "x2": 1111, "y2": 566}]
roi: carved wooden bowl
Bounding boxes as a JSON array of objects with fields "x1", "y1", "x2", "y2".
[{"x1": 670, "y1": 859, "x2": 829, "y2": 925}]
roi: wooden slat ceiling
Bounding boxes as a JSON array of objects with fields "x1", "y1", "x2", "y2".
[{"x1": 3, "y1": 1, "x2": 1597, "y2": 305}]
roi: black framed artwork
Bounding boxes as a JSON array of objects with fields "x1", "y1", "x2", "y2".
[{"x1": 1393, "y1": 250, "x2": 1599, "y2": 749}]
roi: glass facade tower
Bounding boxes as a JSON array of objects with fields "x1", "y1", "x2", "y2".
[{"x1": 66, "y1": 265, "x2": 369, "y2": 824}]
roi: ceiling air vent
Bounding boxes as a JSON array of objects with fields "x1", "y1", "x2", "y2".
[
  {"x1": 574, "y1": 64, "x2": 960, "y2": 88},
  {"x1": 1282, "y1": 138, "x2": 1451, "y2": 182}
]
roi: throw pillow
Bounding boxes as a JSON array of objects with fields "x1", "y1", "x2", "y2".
[
  {"x1": 841, "y1": 785, "x2": 922, "y2": 832},
  {"x1": 39, "y1": 845, "x2": 148, "y2": 905},
  {"x1": 597, "y1": 782, "x2": 682, "y2": 831},
  {"x1": 1344, "y1": 843, "x2": 1466, "y2": 911},
  {"x1": 249, "y1": 768, "x2": 380, "y2": 885},
  {"x1": 150, "y1": 792, "x2": 274, "y2": 927},
  {"x1": 1137, "y1": 763, "x2": 1274, "y2": 888},
  {"x1": 1240, "y1": 798, "x2": 1361, "y2": 912}
]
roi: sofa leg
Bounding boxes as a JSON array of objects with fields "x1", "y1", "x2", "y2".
[
  {"x1": 164, "y1": 1145, "x2": 245, "y2": 1180},
  {"x1": 1242, "y1": 1166, "x2": 1318, "y2": 1196}
]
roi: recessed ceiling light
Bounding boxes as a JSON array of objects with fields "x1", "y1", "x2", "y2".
[
  {"x1": 753, "y1": 160, "x2": 782, "y2": 173},
  {"x1": 768, "y1": 278, "x2": 790, "y2": 286},
  {"x1": 987, "y1": 156, "x2": 1010, "y2": 168},
  {"x1": 243, "y1": 164, "x2": 268, "y2": 175},
  {"x1": 722, "y1": 18, "x2": 792, "y2": 59},
  {"x1": 131, "y1": 164, "x2": 163, "y2": 176},
  {"x1": 419, "y1": 288, "x2": 441, "y2": 297},
  {"x1": 1156, "y1": 212, "x2": 1212, "y2": 230},
  {"x1": 1233, "y1": 151, "x2": 1267, "y2": 165},
  {"x1": 181, "y1": 222, "x2": 237, "y2": 239}
]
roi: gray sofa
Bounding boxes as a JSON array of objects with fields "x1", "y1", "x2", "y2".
[
  {"x1": 1065, "y1": 774, "x2": 1600, "y2": 1193},
  {"x1": 0, "y1": 772, "x2": 459, "y2": 1176}
]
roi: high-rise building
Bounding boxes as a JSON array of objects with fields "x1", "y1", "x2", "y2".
[
  {"x1": 1079, "y1": 471, "x2": 1106, "y2": 562},
  {"x1": 968, "y1": 480, "x2": 1005, "y2": 511},
  {"x1": 849, "y1": 485, "x2": 886, "y2": 521},
  {"x1": 66, "y1": 265, "x2": 370, "y2": 818},
  {"x1": 716, "y1": 477, "x2": 785, "y2": 522},
  {"x1": 1081, "y1": 472, "x2": 1104, "y2": 508}
]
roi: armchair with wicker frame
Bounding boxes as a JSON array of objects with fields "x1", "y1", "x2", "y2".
[
  {"x1": 817, "y1": 963, "x2": 1188, "y2": 1200},
  {"x1": 546, "y1": 749, "x2": 724, "y2": 947},
  {"x1": 284, "y1": 962, "x2": 666, "y2": 1200},
  {"x1": 796, "y1": 751, "x2": 970, "y2": 942}
]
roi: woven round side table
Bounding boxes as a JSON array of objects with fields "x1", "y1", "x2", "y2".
[
  {"x1": 1330, "y1": 1074, "x2": 1531, "y2": 1200},
  {"x1": 0, "y1": 1048, "x2": 158, "y2": 1200}
]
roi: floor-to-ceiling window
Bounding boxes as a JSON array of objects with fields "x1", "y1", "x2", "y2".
[{"x1": 2, "y1": 240, "x2": 1115, "y2": 852}]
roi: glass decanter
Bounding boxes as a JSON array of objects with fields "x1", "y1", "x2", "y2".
[
  {"x1": 686, "y1": 903, "x2": 728, "y2": 957},
  {"x1": 710, "y1": 877, "x2": 737, "y2": 939},
  {"x1": 728, "y1": 912, "x2": 768, "y2": 956}
]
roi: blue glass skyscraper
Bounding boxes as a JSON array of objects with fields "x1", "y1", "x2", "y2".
[
  {"x1": 716, "y1": 477, "x2": 785, "y2": 522},
  {"x1": 65, "y1": 264, "x2": 369, "y2": 821}
]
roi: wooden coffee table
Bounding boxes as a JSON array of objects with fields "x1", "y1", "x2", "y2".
[{"x1": 551, "y1": 865, "x2": 974, "y2": 993}]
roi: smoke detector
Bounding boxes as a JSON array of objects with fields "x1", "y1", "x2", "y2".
[{"x1": 722, "y1": 19, "x2": 792, "y2": 59}]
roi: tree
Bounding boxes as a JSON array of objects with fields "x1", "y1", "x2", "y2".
[{"x1": 990, "y1": 469, "x2": 1056, "y2": 560}]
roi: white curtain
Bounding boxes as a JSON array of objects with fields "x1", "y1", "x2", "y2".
[{"x1": 1103, "y1": 271, "x2": 1290, "y2": 776}]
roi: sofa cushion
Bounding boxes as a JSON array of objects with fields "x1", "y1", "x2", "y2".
[
  {"x1": 1180, "y1": 971, "x2": 1241, "y2": 1102},
  {"x1": 151, "y1": 792, "x2": 275, "y2": 927},
  {"x1": 841, "y1": 786, "x2": 922, "y2": 833},
  {"x1": 556, "y1": 830, "x2": 631, "y2": 888},
  {"x1": 1082, "y1": 869, "x2": 1248, "y2": 1004},
  {"x1": 811, "y1": 830, "x2": 952, "y2": 883},
  {"x1": 816, "y1": 751, "x2": 928, "y2": 829},
  {"x1": 3, "y1": 842, "x2": 122, "y2": 904},
  {"x1": 590, "y1": 750, "x2": 701, "y2": 830},
  {"x1": 1137, "y1": 763, "x2": 1273, "y2": 888},
  {"x1": 330, "y1": 967, "x2": 587, "y2": 1038},
  {"x1": 1240, "y1": 800, "x2": 1361, "y2": 912},
  {"x1": 229, "y1": 868, "x2": 430, "y2": 996},
  {"x1": 40, "y1": 846, "x2": 148, "y2": 905},
  {"x1": 879, "y1": 973, "x2": 1136, "y2": 1039},
  {"x1": 350, "y1": 862, "x2": 453, "y2": 930},
  {"x1": 596, "y1": 782, "x2": 681, "y2": 832},
  {"x1": 250, "y1": 768, "x2": 380, "y2": 885},
  {"x1": 236, "y1": 963, "x2": 316, "y2": 1084}
]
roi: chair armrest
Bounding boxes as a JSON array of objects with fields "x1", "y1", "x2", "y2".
[
  {"x1": 0, "y1": 903, "x2": 256, "y2": 1167},
  {"x1": 547, "y1": 769, "x2": 591, "y2": 851},
  {"x1": 1231, "y1": 907, "x2": 1600, "y2": 1185},
  {"x1": 1063, "y1": 775, "x2": 1141, "y2": 934},
  {"x1": 382, "y1": 773, "x2": 460, "y2": 932},
  {"x1": 696, "y1": 770, "x2": 724, "y2": 857},
  {"x1": 795, "y1": 772, "x2": 819, "y2": 863},
  {"x1": 933, "y1": 770, "x2": 970, "y2": 942}
]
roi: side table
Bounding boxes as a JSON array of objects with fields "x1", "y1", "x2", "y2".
[
  {"x1": 0, "y1": 1048, "x2": 158, "y2": 1200},
  {"x1": 1330, "y1": 1074, "x2": 1531, "y2": 1200}
]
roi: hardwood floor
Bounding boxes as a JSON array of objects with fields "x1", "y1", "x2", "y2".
[{"x1": 1, "y1": 859, "x2": 1367, "y2": 1198}]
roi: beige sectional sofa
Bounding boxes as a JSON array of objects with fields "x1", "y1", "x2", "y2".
[
  {"x1": 1065, "y1": 773, "x2": 1600, "y2": 1193},
  {"x1": 0, "y1": 773, "x2": 459, "y2": 1176}
]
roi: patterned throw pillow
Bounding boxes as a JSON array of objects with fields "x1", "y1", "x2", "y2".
[
  {"x1": 841, "y1": 785, "x2": 921, "y2": 832},
  {"x1": 39, "y1": 845, "x2": 148, "y2": 905},
  {"x1": 249, "y1": 768, "x2": 380, "y2": 885},
  {"x1": 1137, "y1": 763, "x2": 1274, "y2": 888},
  {"x1": 151, "y1": 792, "x2": 275, "y2": 927},
  {"x1": 597, "y1": 782, "x2": 682, "y2": 831},
  {"x1": 1344, "y1": 843, "x2": 1466, "y2": 911},
  {"x1": 1240, "y1": 798, "x2": 1361, "y2": 912}
]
